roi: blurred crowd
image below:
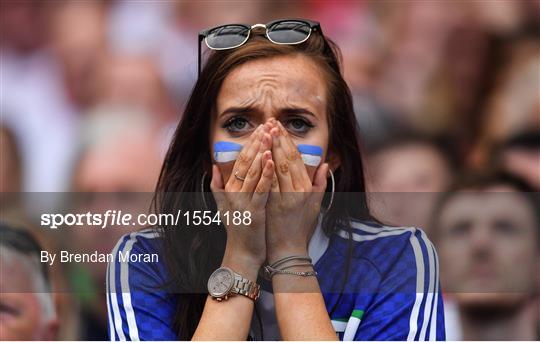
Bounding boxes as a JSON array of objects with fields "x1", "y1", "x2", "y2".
[{"x1": 1, "y1": 1, "x2": 539, "y2": 340}]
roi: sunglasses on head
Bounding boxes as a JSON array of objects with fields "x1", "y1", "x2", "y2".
[{"x1": 198, "y1": 19, "x2": 322, "y2": 76}]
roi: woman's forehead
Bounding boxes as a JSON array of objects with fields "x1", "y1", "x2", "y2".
[{"x1": 217, "y1": 55, "x2": 327, "y2": 111}]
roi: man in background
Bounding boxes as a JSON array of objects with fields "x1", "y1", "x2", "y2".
[
  {"x1": 492, "y1": 130, "x2": 540, "y2": 190},
  {"x1": 0, "y1": 223, "x2": 58, "y2": 340},
  {"x1": 432, "y1": 172, "x2": 539, "y2": 340},
  {"x1": 66, "y1": 107, "x2": 163, "y2": 339},
  {"x1": 367, "y1": 135, "x2": 455, "y2": 234}
]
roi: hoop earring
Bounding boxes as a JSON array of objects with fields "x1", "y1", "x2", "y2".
[
  {"x1": 201, "y1": 171, "x2": 209, "y2": 210},
  {"x1": 322, "y1": 169, "x2": 335, "y2": 214}
]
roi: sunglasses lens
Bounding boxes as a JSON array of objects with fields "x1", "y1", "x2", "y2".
[
  {"x1": 206, "y1": 25, "x2": 249, "y2": 49},
  {"x1": 267, "y1": 21, "x2": 311, "y2": 44}
]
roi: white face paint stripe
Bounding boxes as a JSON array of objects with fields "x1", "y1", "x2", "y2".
[
  {"x1": 214, "y1": 151, "x2": 240, "y2": 163},
  {"x1": 300, "y1": 153, "x2": 322, "y2": 166},
  {"x1": 213, "y1": 141, "x2": 242, "y2": 163},
  {"x1": 213, "y1": 141, "x2": 323, "y2": 166},
  {"x1": 297, "y1": 144, "x2": 323, "y2": 166}
]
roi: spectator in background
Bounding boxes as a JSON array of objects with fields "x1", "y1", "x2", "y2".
[
  {"x1": 0, "y1": 0, "x2": 538, "y2": 338},
  {"x1": 367, "y1": 135, "x2": 455, "y2": 234},
  {"x1": 470, "y1": 37, "x2": 540, "y2": 169},
  {"x1": 92, "y1": 54, "x2": 176, "y2": 125},
  {"x1": 0, "y1": 125, "x2": 22, "y2": 193},
  {"x1": 72, "y1": 107, "x2": 164, "y2": 193},
  {"x1": 107, "y1": 1, "x2": 266, "y2": 108},
  {"x1": 492, "y1": 130, "x2": 540, "y2": 190},
  {"x1": 431, "y1": 172, "x2": 539, "y2": 340},
  {"x1": 1, "y1": 1, "x2": 79, "y2": 195},
  {"x1": 0, "y1": 124, "x2": 28, "y2": 230},
  {"x1": 0, "y1": 223, "x2": 58, "y2": 340},
  {"x1": 65, "y1": 107, "x2": 163, "y2": 340},
  {"x1": 48, "y1": 1, "x2": 108, "y2": 110}
]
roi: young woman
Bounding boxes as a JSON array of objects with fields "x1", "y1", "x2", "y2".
[{"x1": 107, "y1": 19, "x2": 445, "y2": 341}]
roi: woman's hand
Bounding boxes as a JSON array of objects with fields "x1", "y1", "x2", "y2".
[
  {"x1": 210, "y1": 124, "x2": 275, "y2": 276},
  {"x1": 265, "y1": 120, "x2": 329, "y2": 264},
  {"x1": 264, "y1": 120, "x2": 337, "y2": 340}
]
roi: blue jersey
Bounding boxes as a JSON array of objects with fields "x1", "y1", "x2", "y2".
[{"x1": 107, "y1": 219, "x2": 445, "y2": 341}]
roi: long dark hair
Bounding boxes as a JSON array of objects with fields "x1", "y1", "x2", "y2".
[{"x1": 153, "y1": 28, "x2": 371, "y2": 339}]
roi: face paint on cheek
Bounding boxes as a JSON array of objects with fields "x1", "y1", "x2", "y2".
[
  {"x1": 297, "y1": 144, "x2": 323, "y2": 167},
  {"x1": 213, "y1": 141, "x2": 324, "y2": 167},
  {"x1": 213, "y1": 141, "x2": 243, "y2": 163}
]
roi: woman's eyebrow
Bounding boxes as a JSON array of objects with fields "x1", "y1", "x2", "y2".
[
  {"x1": 218, "y1": 106, "x2": 258, "y2": 118},
  {"x1": 219, "y1": 106, "x2": 318, "y2": 118},
  {"x1": 280, "y1": 107, "x2": 317, "y2": 118}
]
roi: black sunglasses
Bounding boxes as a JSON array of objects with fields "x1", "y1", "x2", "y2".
[{"x1": 198, "y1": 19, "x2": 322, "y2": 76}]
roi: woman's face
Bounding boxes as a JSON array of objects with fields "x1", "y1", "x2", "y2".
[{"x1": 211, "y1": 54, "x2": 332, "y2": 183}]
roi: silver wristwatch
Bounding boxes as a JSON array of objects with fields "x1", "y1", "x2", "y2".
[{"x1": 207, "y1": 267, "x2": 260, "y2": 301}]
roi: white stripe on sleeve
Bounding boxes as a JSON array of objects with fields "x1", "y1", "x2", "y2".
[
  {"x1": 119, "y1": 233, "x2": 141, "y2": 341},
  {"x1": 106, "y1": 261, "x2": 116, "y2": 341},
  {"x1": 429, "y1": 242, "x2": 440, "y2": 341},
  {"x1": 343, "y1": 316, "x2": 361, "y2": 341},
  {"x1": 331, "y1": 319, "x2": 347, "y2": 333},
  {"x1": 407, "y1": 231, "x2": 425, "y2": 341},
  {"x1": 419, "y1": 233, "x2": 436, "y2": 341},
  {"x1": 109, "y1": 237, "x2": 127, "y2": 341}
]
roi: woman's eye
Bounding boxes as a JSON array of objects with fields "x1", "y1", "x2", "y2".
[
  {"x1": 223, "y1": 117, "x2": 251, "y2": 133},
  {"x1": 284, "y1": 118, "x2": 313, "y2": 134}
]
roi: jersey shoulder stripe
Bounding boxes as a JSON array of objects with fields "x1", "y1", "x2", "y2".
[
  {"x1": 326, "y1": 219, "x2": 444, "y2": 340},
  {"x1": 107, "y1": 229, "x2": 163, "y2": 341}
]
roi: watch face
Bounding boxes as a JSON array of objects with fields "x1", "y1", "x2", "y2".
[{"x1": 208, "y1": 267, "x2": 234, "y2": 297}]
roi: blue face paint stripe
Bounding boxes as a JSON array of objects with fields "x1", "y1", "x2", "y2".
[
  {"x1": 213, "y1": 141, "x2": 243, "y2": 152},
  {"x1": 213, "y1": 141, "x2": 323, "y2": 166},
  {"x1": 297, "y1": 144, "x2": 323, "y2": 156}
]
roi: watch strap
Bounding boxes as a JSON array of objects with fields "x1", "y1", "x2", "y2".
[{"x1": 232, "y1": 273, "x2": 260, "y2": 301}]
